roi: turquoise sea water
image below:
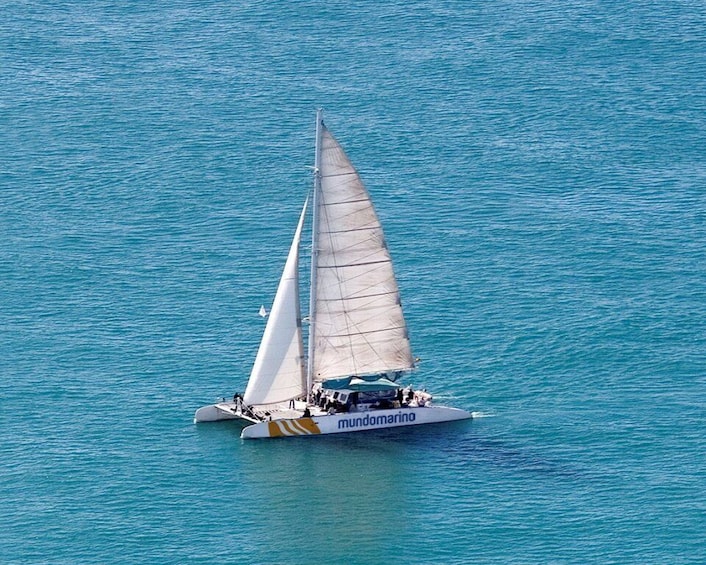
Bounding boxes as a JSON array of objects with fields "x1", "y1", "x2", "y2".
[{"x1": 2, "y1": 1, "x2": 705, "y2": 563}]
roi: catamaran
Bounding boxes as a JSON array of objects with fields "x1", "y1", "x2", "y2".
[{"x1": 194, "y1": 110, "x2": 471, "y2": 438}]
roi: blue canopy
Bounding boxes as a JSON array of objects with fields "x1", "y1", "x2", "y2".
[{"x1": 323, "y1": 376, "x2": 400, "y2": 392}]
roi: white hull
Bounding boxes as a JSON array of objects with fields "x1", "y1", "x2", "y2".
[
  {"x1": 193, "y1": 402, "x2": 257, "y2": 424},
  {"x1": 240, "y1": 405, "x2": 471, "y2": 439}
]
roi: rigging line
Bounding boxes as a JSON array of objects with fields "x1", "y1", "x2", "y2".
[
  {"x1": 317, "y1": 308, "x2": 401, "y2": 325},
  {"x1": 323, "y1": 196, "x2": 376, "y2": 212},
  {"x1": 342, "y1": 318, "x2": 406, "y2": 368},
  {"x1": 341, "y1": 309, "x2": 404, "y2": 335},
  {"x1": 320, "y1": 241, "x2": 389, "y2": 258},
  {"x1": 317, "y1": 237, "x2": 388, "y2": 260}
]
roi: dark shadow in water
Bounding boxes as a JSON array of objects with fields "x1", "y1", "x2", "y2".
[
  {"x1": 288, "y1": 418, "x2": 590, "y2": 481},
  {"x1": 429, "y1": 421, "x2": 591, "y2": 481}
]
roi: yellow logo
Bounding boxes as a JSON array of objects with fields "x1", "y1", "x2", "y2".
[{"x1": 267, "y1": 417, "x2": 321, "y2": 437}]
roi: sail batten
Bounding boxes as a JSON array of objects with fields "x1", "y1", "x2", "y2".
[
  {"x1": 318, "y1": 290, "x2": 399, "y2": 302},
  {"x1": 320, "y1": 225, "x2": 380, "y2": 235},
  {"x1": 320, "y1": 195, "x2": 370, "y2": 204},
  {"x1": 318, "y1": 325, "x2": 408, "y2": 338},
  {"x1": 317, "y1": 259, "x2": 392, "y2": 269},
  {"x1": 321, "y1": 172, "x2": 357, "y2": 179}
]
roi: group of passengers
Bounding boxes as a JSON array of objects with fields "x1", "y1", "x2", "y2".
[
  {"x1": 313, "y1": 387, "x2": 353, "y2": 414},
  {"x1": 309, "y1": 384, "x2": 431, "y2": 415},
  {"x1": 229, "y1": 383, "x2": 433, "y2": 422}
]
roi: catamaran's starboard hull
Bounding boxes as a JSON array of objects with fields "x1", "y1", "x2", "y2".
[{"x1": 240, "y1": 406, "x2": 471, "y2": 439}]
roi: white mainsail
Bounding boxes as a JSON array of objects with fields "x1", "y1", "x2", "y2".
[
  {"x1": 310, "y1": 123, "x2": 415, "y2": 381},
  {"x1": 243, "y1": 202, "x2": 307, "y2": 405}
]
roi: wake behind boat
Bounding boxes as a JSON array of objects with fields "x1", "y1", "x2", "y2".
[{"x1": 194, "y1": 110, "x2": 471, "y2": 438}]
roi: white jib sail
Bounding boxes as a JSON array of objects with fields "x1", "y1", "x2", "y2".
[
  {"x1": 312, "y1": 125, "x2": 414, "y2": 380},
  {"x1": 244, "y1": 202, "x2": 307, "y2": 406}
]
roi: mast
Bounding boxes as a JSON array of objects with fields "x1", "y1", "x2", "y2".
[{"x1": 306, "y1": 109, "x2": 323, "y2": 402}]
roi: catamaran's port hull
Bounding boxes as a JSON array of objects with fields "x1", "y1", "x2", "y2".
[
  {"x1": 240, "y1": 406, "x2": 471, "y2": 439},
  {"x1": 193, "y1": 402, "x2": 257, "y2": 424}
]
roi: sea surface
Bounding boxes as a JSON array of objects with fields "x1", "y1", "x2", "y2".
[{"x1": 2, "y1": 1, "x2": 705, "y2": 563}]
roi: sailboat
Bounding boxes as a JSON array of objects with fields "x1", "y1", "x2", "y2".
[{"x1": 194, "y1": 110, "x2": 471, "y2": 438}]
